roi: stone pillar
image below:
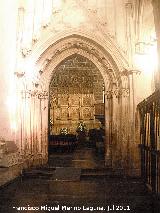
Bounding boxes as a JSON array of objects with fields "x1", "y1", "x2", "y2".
[
  {"x1": 37, "y1": 92, "x2": 48, "y2": 163},
  {"x1": 125, "y1": 1, "x2": 134, "y2": 64},
  {"x1": 105, "y1": 86, "x2": 134, "y2": 175},
  {"x1": 111, "y1": 89, "x2": 123, "y2": 170},
  {"x1": 152, "y1": 0, "x2": 160, "y2": 89},
  {"x1": 104, "y1": 88, "x2": 123, "y2": 169},
  {"x1": 0, "y1": 1, "x2": 19, "y2": 167},
  {"x1": 0, "y1": 0, "x2": 18, "y2": 141},
  {"x1": 104, "y1": 93, "x2": 112, "y2": 167}
]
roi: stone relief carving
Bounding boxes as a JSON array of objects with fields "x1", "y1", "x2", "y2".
[
  {"x1": 21, "y1": 89, "x2": 49, "y2": 99},
  {"x1": 55, "y1": 107, "x2": 61, "y2": 120},
  {"x1": 105, "y1": 88, "x2": 130, "y2": 99},
  {"x1": 58, "y1": 94, "x2": 68, "y2": 106},
  {"x1": 61, "y1": 108, "x2": 68, "y2": 120},
  {"x1": 69, "y1": 107, "x2": 79, "y2": 120},
  {"x1": 82, "y1": 94, "x2": 93, "y2": 106},
  {"x1": 69, "y1": 94, "x2": 80, "y2": 106},
  {"x1": 82, "y1": 107, "x2": 93, "y2": 120}
]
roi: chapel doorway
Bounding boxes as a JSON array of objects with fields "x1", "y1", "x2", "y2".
[{"x1": 48, "y1": 54, "x2": 105, "y2": 160}]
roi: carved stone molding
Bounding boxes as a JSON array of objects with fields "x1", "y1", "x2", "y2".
[
  {"x1": 105, "y1": 88, "x2": 130, "y2": 99},
  {"x1": 21, "y1": 48, "x2": 32, "y2": 57},
  {"x1": 37, "y1": 37, "x2": 114, "y2": 75},
  {"x1": 21, "y1": 90, "x2": 48, "y2": 99}
]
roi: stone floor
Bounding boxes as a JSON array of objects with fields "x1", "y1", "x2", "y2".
[
  {"x1": 0, "y1": 145, "x2": 158, "y2": 213},
  {"x1": 48, "y1": 145, "x2": 105, "y2": 169}
]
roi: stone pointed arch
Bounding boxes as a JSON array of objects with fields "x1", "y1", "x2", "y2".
[
  {"x1": 20, "y1": 33, "x2": 134, "y2": 174},
  {"x1": 32, "y1": 30, "x2": 130, "y2": 66},
  {"x1": 34, "y1": 34, "x2": 129, "y2": 91},
  {"x1": 28, "y1": 31, "x2": 130, "y2": 85},
  {"x1": 31, "y1": 34, "x2": 131, "y2": 170}
]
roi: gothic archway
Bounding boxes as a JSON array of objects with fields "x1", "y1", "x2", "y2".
[
  {"x1": 34, "y1": 34, "x2": 131, "y2": 169},
  {"x1": 49, "y1": 54, "x2": 104, "y2": 134},
  {"x1": 15, "y1": 34, "x2": 134, "y2": 173},
  {"x1": 48, "y1": 53, "x2": 106, "y2": 157}
]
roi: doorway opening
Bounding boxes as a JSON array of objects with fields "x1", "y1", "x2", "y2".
[{"x1": 48, "y1": 54, "x2": 105, "y2": 168}]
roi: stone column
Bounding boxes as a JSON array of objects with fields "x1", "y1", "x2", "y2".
[
  {"x1": 104, "y1": 92, "x2": 112, "y2": 167},
  {"x1": 125, "y1": 1, "x2": 134, "y2": 64},
  {"x1": 38, "y1": 92, "x2": 48, "y2": 163},
  {"x1": 0, "y1": 1, "x2": 19, "y2": 167},
  {"x1": 105, "y1": 87, "x2": 131, "y2": 174},
  {"x1": 0, "y1": 1, "x2": 18, "y2": 141}
]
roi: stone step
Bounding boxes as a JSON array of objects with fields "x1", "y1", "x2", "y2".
[
  {"x1": 22, "y1": 166, "x2": 126, "y2": 179},
  {"x1": 81, "y1": 168, "x2": 113, "y2": 178},
  {"x1": 80, "y1": 168, "x2": 135, "y2": 179},
  {"x1": 22, "y1": 167, "x2": 82, "y2": 181},
  {"x1": 22, "y1": 169, "x2": 55, "y2": 179}
]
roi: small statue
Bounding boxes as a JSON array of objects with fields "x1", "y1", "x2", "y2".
[{"x1": 76, "y1": 121, "x2": 87, "y2": 142}]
